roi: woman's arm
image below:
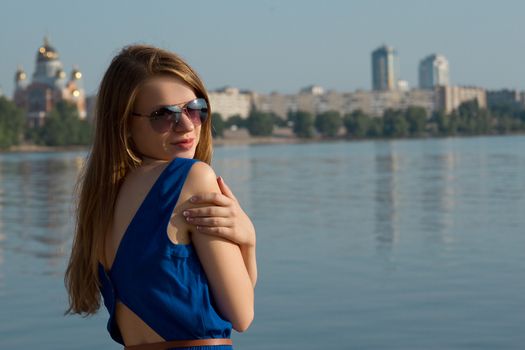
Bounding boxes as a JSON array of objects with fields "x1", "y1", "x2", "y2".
[
  {"x1": 183, "y1": 162, "x2": 254, "y2": 332},
  {"x1": 182, "y1": 177, "x2": 258, "y2": 287},
  {"x1": 240, "y1": 238, "x2": 257, "y2": 288}
]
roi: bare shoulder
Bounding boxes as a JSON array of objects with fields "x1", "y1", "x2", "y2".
[
  {"x1": 181, "y1": 160, "x2": 228, "y2": 239},
  {"x1": 175, "y1": 160, "x2": 221, "y2": 227},
  {"x1": 167, "y1": 160, "x2": 220, "y2": 244},
  {"x1": 184, "y1": 160, "x2": 221, "y2": 194}
]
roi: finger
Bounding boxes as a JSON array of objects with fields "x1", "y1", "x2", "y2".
[
  {"x1": 190, "y1": 192, "x2": 230, "y2": 206},
  {"x1": 186, "y1": 216, "x2": 234, "y2": 227},
  {"x1": 217, "y1": 176, "x2": 238, "y2": 202},
  {"x1": 183, "y1": 206, "x2": 231, "y2": 218}
]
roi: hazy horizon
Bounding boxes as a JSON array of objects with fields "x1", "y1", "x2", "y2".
[{"x1": 1, "y1": 0, "x2": 524, "y2": 97}]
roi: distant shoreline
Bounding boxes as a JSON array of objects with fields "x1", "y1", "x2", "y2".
[
  {"x1": 2, "y1": 129, "x2": 524, "y2": 153},
  {"x1": 0, "y1": 128, "x2": 312, "y2": 153},
  {"x1": 0, "y1": 140, "x2": 292, "y2": 153},
  {"x1": 1, "y1": 136, "x2": 311, "y2": 153}
]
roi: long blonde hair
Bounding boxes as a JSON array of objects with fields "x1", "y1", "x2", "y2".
[{"x1": 64, "y1": 44, "x2": 214, "y2": 316}]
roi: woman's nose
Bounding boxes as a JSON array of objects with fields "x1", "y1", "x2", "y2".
[{"x1": 173, "y1": 112, "x2": 194, "y2": 131}]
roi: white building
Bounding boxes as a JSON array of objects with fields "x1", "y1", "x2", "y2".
[
  {"x1": 435, "y1": 86, "x2": 486, "y2": 113},
  {"x1": 345, "y1": 89, "x2": 435, "y2": 117},
  {"x1": 208, "y1": 87, "x2": 252, "y2": 119},
  {"x1": 299, "y1": 85, "x2": 324, "y2": 95},
  {"x1": 397, "y1": 80, "x2": 410, "y2": 91}
]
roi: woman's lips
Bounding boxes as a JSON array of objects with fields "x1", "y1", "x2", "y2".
[{"x1": 172, "y1": 138, "x2": 194, "y2": 150}]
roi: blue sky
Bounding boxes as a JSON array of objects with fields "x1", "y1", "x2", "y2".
[{"x1": 0, "y1": 0, "x2": 523, "y2": 97}]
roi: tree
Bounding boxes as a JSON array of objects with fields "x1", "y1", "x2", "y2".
[
  {"x1": 457, "y1": 100, "x2": 480, "y2": 134},
  {"x1": 475, "y1": 109, "x2": 492, "y2": 134},
  {"x1": 405, "y1": 106, "x2": 427, "y2": 136},
  {"x1": 290, "y1": 111, "x2": 314, "y2": 138},
  {"x1": 382, "y1": 109, "x2": 408, "y2": 137},
  {"x1": 430, "y1": 111, "x2": 449, "y2": 135},
  {"x1": 0, "y1": 97, "x2": 25, "y2": 149},
  {"x1": 367, "y1": 117, "x2": 384, "y2": 138},
  {"x1": 36, "y1": 101, "x2": 92, "y2": 146},
  {"x1": 495, "y1": 115, "x2": 513, "y2": 134},
  {"x1": 447, "y1": 112, "x2": 459, "y2": 135},
  {"x1": 246, "y1": 110, "x2": 274, "y2": 136},
  {"x1": 271, "y1": 112, "x2": 287, "y2": 127},
  {"x1": 489, "y1": 101, "x2": 525, "y2": 133},
  {"x1": 286, "y1": 110, "x2": 297, "y2": 125},
  {"x1": 211, "y1": 112, "x2": 225, "y2": 138},
  {"x1": 315, "y1": 110, "x2": 342, "y2": 137},
  {"x1": 343, "y1": 110, "x2": 370, "y2": 138},
  {"x1": 458, "y1": 99, "x2": 480, "y2": 118},
  {"x1": 225, "y1": 114, "x2": 247, "y2": 129}
]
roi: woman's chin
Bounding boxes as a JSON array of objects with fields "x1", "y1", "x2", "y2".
[{"x1": 168, "y1": 147, "x2": 195, "y2": 159}]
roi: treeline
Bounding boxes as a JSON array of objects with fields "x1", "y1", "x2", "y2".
[
  {"x1": 0, "y1": 97, "x2": 92, "y2": 149},
  {"x1": 2, "y1": 96, "x2": 525, "y2": 149},
  {"x1": 211, "y1": 100, "x2": 525, "y2": 139}
]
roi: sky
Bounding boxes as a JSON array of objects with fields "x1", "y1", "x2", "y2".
[{"x1": 0, "y1": 0, "x2": 524, "y2": 98}]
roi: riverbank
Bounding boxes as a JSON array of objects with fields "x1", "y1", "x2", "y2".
[
  {"x1": 0, "y1": 128, "x2": 312, "y2": 153},
  {"x1": 2, "y1": 127, "x2": 525, "y2": 153}
]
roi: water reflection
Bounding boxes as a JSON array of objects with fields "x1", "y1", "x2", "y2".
[
  {"x1": 374, "y1": 141, "x2": 400, "y2": 251},
  {"x1": 0, "y1": 160, "x2": 8, "y2": 289},
  {"x1": 0, "y1": 153, "x2": 86, "y2": 276},
  {"x1": 212, "y1": 145, "x2": 254, "y2": 215},
  {"x1": 418, "y1": 142, "x2": 458, "y2": 246},
  {"x1": 0, "y1": 163, "x2": 4, "y2": 288}
]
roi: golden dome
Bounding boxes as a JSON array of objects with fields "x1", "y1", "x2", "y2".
[{"x1": 37, "y1": 36, "x2": 59, "y2": 62}]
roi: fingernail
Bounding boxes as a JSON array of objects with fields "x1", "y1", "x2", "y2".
[
  {"x1": 190, "y1": 196, "x2": 197, "y2": 202},
  {"x1": 183, "y1": 211, "x2": 190, "y2": 216}
]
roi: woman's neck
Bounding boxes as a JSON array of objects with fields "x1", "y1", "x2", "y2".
[{"x1": 140, "y1": 155, "x2": 169, "y2": 167}]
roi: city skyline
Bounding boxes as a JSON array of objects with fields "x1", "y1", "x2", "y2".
[
  {"x1": 3, "y1": 37, "x2": 518, "y2": 124},
  {"x1": 1, "y1": 1, "x2": 524, "y2": 97}
]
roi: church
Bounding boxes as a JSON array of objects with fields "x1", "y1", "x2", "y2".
[{"x1": 13, "y1": 37, "x2": 86, "y2": 127}]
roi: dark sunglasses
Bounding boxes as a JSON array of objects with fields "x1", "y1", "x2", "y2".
[{"x1": 132, "y1": 98, "x2": 208, "y2": 133}]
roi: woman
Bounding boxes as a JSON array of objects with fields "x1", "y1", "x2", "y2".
[{"x1": 64, "y1": 44, "x2": 257, "y2": 350}]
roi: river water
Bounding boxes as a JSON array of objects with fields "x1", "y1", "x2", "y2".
[{"x1": 0, "y1": 135, "x2": 524, "y2": 349}]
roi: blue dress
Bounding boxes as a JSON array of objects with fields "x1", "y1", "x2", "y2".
[{"x1": 97, "y1": 157, "x2": 233, "y2": 349}]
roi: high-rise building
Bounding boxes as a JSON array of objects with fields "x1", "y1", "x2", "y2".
[
  {"x1": 419, "y1": 54, "x2": 449, "y2": 89},
  {"x1": 13, "y1": 37, "x2": 86, "y2": 127},
  {"x1": 371, "y1": 45, "x2": 399, "y2": 91}
]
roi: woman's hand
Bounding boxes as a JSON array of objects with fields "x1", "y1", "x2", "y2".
[{"x1": 182, "y1": 176, "x2": 256, "y2": 248}]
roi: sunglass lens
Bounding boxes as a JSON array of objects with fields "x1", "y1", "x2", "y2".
[
  {"x1": 151, "y1": 108, "x2": 175, "y2": 133},
  {"x1": 187, "y1": 99, "x2": 208, "y2": 124}
]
